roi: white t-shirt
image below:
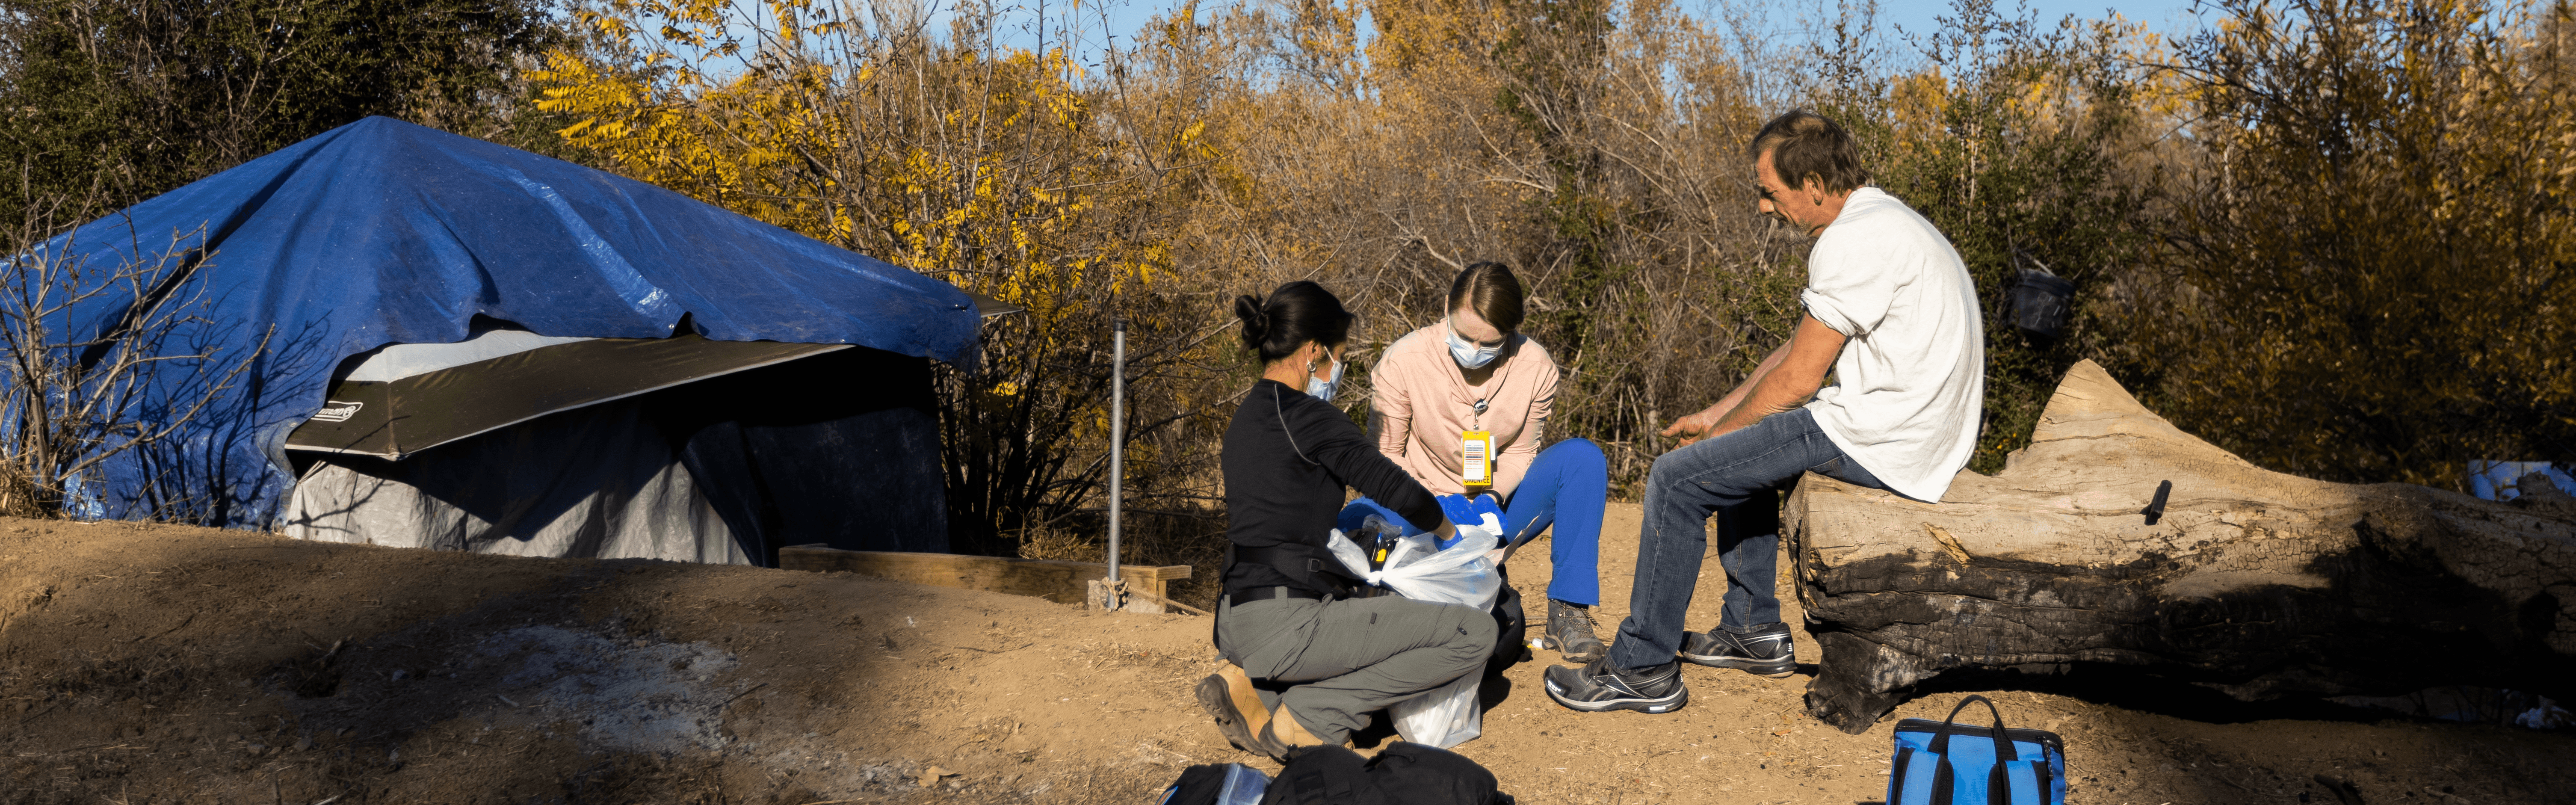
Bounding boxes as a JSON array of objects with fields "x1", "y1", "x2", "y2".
[{"x1": 1798, "y1": 187, "x2": 1985, "y2": 502}]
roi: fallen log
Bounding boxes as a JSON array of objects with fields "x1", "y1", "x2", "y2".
[{"x1": 1788, "y1": 360, "x2": 2576, "y2": 733}]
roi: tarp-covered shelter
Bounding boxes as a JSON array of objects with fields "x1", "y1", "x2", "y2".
[{"x1": 40, "y1": 116, "x2": 981, "y2": 564}]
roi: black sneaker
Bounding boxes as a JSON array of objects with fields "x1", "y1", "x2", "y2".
[
  {"x1": 1678, "y1": 622, "x2": 1796, "y2": 678},
  {"x1": 1542, "y1": 658, "x2": 1688, "y2": 713},
  {"x1": 1531, "y1": 599, "x2": 1606, "y2": 663}
]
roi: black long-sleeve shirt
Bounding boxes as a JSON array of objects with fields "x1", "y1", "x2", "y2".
[{"x1": 1221, "y1": 379, "x2": 1446, "y2": 596}]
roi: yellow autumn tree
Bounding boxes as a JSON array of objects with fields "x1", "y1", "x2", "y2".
[{"x1": 532, "y1": 0, "x2": 1223, "y2": 555}]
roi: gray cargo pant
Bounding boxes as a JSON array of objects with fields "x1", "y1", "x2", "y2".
[{"x1": 1215, "y1": 593, "x2": 1496, "y2": 744}]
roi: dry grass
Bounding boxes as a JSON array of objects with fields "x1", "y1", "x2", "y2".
[{"x1": 1016, "y1": 510, "x2": 1228, "y2": 612}]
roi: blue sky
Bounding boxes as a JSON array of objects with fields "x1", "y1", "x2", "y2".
[
  {"x1": 1008, "y1": 0, "x2": 2219, "y2": 67},
  {"x1": 1875, "y1": 0, "x2": 2209, "y2": 40},
  {"x1": 695, "y1": 0, "x2": 2215, "y2": 76}
]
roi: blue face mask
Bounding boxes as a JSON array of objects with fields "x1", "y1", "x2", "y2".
[
  {"x1": 1446, "y1": 321, "x2": 1503, "y2": 369},
  {"x1": 1306, "y1": 355, "x2": 1344, "y2": 402}
]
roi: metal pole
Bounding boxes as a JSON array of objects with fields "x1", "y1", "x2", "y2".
[{"x1": 1107, "y1": 319, "x2": 1126, "y2": 586}]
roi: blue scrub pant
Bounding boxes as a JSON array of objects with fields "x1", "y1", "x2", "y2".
[{"x1": 1344, "y1": 438, "x2": 1607, "y2": 606}]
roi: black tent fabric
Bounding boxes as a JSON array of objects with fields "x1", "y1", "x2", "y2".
[
  {"x1": 653, "y1": 346, "x2": 950, "y2": 564},
  {"x1": 284, "y1": 346, "x2": 947, "y2": 565}
]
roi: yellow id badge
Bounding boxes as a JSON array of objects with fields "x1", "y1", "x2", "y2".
[{"x1": 1461, "y1": 429, "x2": 1493, "y2": 494}]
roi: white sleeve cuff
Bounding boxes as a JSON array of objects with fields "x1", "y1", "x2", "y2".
[{"x1": 1800, "y1": 288, "x2": 1862, "y2": 336}]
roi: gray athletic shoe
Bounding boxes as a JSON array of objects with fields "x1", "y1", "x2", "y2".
[
  {"x1": 1678, "y1": 622, "x2": 1796, "y2": 678},
  {"x1": 1543, "y1": 658, "x2": 1689, "y2": 713},
  {"x1": 1532, "y1": 598, "x2": 1606, "y2": 663}
]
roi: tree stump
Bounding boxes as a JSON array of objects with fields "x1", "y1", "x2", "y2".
[{"x1": 1789, "y1": 361, "x2": 2576, "y2": 733}]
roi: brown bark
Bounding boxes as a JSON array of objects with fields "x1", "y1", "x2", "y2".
[{"x1": 1789, "y1": 361, "x2": 2576, "y2": 733}]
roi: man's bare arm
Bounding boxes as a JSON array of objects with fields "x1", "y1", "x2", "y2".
[
  {"x1": 1704, "y1": 314, "x2": 1847, "y2": 438},
  {"x1": 1660, "y1": 339, "x2": 1790, "y2": 445},
  {"x1": 1664, "y1": 313, "x2": 1854, "y2": 445}
]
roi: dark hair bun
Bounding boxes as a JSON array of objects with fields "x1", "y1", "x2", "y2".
[
  {"x1": 1232, "y1": 294, "x2": 1270, "y2": 352},
  {"x1": 1235, "y1": 281, "x2": 1354, "y2": 364}
]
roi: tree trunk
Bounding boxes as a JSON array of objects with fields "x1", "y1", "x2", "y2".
[{"x1": 1789, "y1": 361, "x2": 2576, "y2": 733}]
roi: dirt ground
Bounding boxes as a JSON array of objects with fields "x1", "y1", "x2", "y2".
[{"x1": 3, "y1": 504, "x2": 2571, "y2": 804}]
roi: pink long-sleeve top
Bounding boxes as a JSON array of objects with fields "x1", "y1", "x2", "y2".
[{"x1": 1366, "y1": 322, "x2": 1561, "y2": 498}]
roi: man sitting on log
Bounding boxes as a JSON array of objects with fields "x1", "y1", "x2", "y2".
[{"x1": 1543, "y1": 110, "x2": 1987, "y2": 713}]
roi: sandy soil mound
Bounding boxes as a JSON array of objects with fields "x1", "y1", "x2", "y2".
[{"x1": 3, "y1": 506, "x2": 2570, "y2": 804}]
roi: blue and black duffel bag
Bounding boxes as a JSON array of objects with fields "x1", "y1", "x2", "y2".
[{"x1": 1888, "y1": 695, "x2": 2067, "y2": 805}]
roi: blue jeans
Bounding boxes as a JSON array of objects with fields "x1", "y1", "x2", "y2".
[
  {"x1": 1340, "y1": 437, "x2": 1609, "y2": 606},
  {"x1": 1605, "y1": 408, "x2": 1884, "y2": 670}
]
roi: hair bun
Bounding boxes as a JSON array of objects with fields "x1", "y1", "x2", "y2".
[
  {"x1": 1232, "y1": 293, "x2": 1270, "y2": 352},
  {"x1": 1235, "y1": 281, "x2": 1353, "y2": 364}
]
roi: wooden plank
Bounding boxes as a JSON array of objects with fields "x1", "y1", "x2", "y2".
[{"x1": 777, "y1": 547, "x2": 1192, "y2": 611}]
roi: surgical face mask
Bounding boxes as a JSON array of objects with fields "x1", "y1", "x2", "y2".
[
  {"x1": 1446, "y1": 321, "x2": 1503, "y2": 369},
  {"x1": 1306, "y1": 355, "x2": 1344, "y2": 402}
]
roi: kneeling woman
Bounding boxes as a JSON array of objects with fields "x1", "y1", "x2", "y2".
[{"x1": 1197, "y1": 281, "x2": 1499, "y2": 759}]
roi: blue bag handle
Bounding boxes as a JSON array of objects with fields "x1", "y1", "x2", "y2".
[{"x1": 1925, "y1": 695, "x2": 2020, "y2": 805}]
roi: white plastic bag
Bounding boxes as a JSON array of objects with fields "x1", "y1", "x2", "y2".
[
  {"x1": 2518, "y1": 696, "x2": 2571, "y2": 730},
  {"x1": 1324, "y1": 529, "x2": 1501, "y2": 748},
  {"x1": 1324, "y1": 530, "x2": 1501, "y2": 608},
  {"x1": 1391, "y1": 663, "x2": 1484, "y2": 748}
]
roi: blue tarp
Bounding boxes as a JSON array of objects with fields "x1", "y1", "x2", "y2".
[
  {"x1": 2467, "y1": 460, "x2": 2575, "y2": 501},
  {"x1": 38, "y1": 116, "x2": 979, "y2": 527}
]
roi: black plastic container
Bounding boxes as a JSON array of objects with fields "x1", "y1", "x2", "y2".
[{"x1": 2011, "y1": 258, "x2": 2075, "y2": 339}]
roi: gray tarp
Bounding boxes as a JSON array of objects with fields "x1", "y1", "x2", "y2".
[{"x1": 282, "y1": 397, "x2": 751, "y2": 564}]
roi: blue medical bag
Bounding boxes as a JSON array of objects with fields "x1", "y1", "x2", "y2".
[{"x1": 1887, "y1": 695, "x2": 2067, "y2": 805}]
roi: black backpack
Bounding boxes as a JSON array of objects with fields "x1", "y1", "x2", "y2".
[
  {"x1": 1161, "y1": 763, "x2": 1266, "y2": 805},
  {"x1": 1258, "y1": 743, "x2": 1515, "y2": 805},
  {"x1": 1488, "y1": 576, "x2": 1528, "y2": 674}
]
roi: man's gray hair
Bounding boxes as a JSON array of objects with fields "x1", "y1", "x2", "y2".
[{"x1": 1749, "y1": 110, "x2": 1870, "y2": 194}]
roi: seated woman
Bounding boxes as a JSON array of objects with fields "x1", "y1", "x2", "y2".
[
  {"x1": 1363, "y1": 262, "x2": 1611, "y2": 662},
  {"x1": 1195, "y1": 281, "x2": 1500, "y2": 759}
]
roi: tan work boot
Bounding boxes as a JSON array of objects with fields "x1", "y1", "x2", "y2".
[
  {"x1": 1255, "y1": 705, "x2": 1334, "y2": 760},
  {"x1": 1192, "y1": 663, "x2": 1271, "y2": 755}
]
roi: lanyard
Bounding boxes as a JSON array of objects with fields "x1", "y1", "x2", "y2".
[{"x1": 1458, "y1": 340, "x2": 1513, "y2": 430}]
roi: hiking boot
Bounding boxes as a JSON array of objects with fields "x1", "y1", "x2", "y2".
[
  {"x1": 1257, "y1": 705, "x2": 1336, "y2": 760},
  {"x1": 1530, "y1": 598, "x2": 1606, "y2": 663},
  {"x1": 1194, "y1": 664, "x2": 1274, "y2": 756},
  {"x1": 1678, "y1": 622, "x2": 1796, "y2": 678},
  {"x1": 1542, "y1": 658, "x2": 1689, "y2": 713}
]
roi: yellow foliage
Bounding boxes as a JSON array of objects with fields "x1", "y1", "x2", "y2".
[
  {"x1": 532, "y1": 0, "x2": 1216, "y2": 553},
  {"x1": 532, "y1": 0, "x2": 1175, "y2": 319}
]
